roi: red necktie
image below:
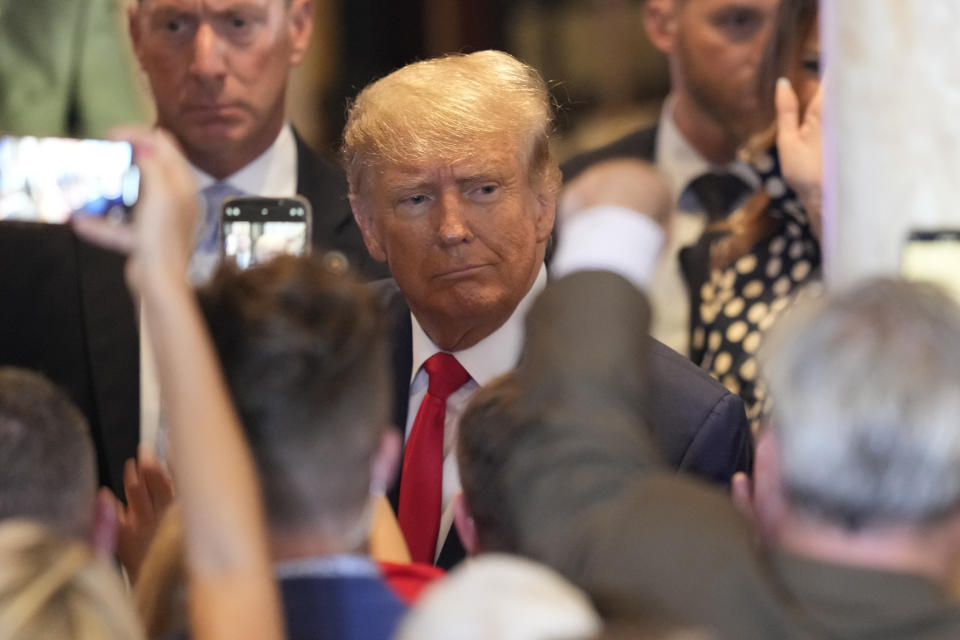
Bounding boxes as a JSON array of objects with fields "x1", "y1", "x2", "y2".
[{"x1": 398, "y1": 353, "x2": 471, "y2": 564}]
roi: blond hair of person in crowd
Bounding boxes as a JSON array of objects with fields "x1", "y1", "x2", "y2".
[
  {"x1": 0, "y1": 520, "x2": 144, "y2": 640},
  {"x1": 395, "y1": 554, "x2": 601, "y2": 640}
]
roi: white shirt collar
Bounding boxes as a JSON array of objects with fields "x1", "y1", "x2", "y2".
[
  {"x1": 190, "y1": 123, "x2": 298, "y2": 197},
  {"x1": 409, "y1": 264, "x2": 548, "y2": 387},
  {"x1": 655, "y1": 95, "x2": 759, "y2": 209},
  {"x1": 274, "y1": 554, "x2": 379, "y2": 581}
]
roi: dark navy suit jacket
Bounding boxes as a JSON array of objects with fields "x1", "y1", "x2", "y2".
[{"x1": 377, "y1": 277, "x2": 753, "y2": 569}]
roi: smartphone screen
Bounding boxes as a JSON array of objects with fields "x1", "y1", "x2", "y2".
[
  {"x1": 220, "y1": 196, "x2": 312, "y2": 269},
  {"x1": 902, "y1": 230, "x2": 960, "y2": 304},
  {"x1": 0, "y1": 136, "x2": 139, "y2": 223}
]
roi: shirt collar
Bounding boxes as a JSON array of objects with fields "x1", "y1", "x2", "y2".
[
  {"x1": 409, "y1": 264, "x2": 548, "y2": 387},
  {"x1": 655, "y1": 95, "x2": 760, "y2": 209},
  {"x1": 274, "y1": 554, "x2": 379, "y2": 581},
  {"x1": 190, "y1": 123, "x2": 298, "y2": 197}
]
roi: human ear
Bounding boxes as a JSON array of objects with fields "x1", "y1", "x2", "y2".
[
  {"x1": 287, "y1": 0, "x2": 314, "y2": 66},
  {"x1": 643, "y1": 0, "x2": 679, "y2": 54},
  {"x1": 350, "y1": 194, "x2": 388, "y2": 263},
  {"x1": 128, "y1": 5, "x2": 145, "y2": 67},
  {"x1": 370, "y1": 429, "x2": 401, "y2": 495},
  {"x1": 534, "y1": 191, "x2": 557, "y2": 244},
  {"x1": 751, "y1": 427, "x2": 788, "y2": 543},
  {"x1": 453, "y1": 492, "x2": 479, "y2": 555}
]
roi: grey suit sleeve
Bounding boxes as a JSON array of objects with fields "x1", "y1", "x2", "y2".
[{"x1": 679, "y1": 390, "x2": 754, "y2": 482}]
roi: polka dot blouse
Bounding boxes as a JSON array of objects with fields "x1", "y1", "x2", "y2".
[{"x1": 689, "y1": 146, "x2": 823, "y2": 430}]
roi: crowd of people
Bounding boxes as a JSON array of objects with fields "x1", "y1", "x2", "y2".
[{"x1": 2, "y1": 0, "x2": 960, "y2": 639}]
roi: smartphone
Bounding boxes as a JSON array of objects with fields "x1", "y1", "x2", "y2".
[
  {"x1": 220, "y1": 195, "x2": 312, "y2": 269},
  {"x1": 901, "y1": 229, "x2": 960, "y2": 304},
  {"x1": 0, "y1": 135, "x2": 139, "y2": 223}
]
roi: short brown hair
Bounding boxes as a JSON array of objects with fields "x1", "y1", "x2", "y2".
[
  {"x1": 0, "y1": 368, "x2": 96, "y2": 540},
  {"x1": 457, "y1": 373, "x2": 533, "y2": 553},
  {"x1": 198, "y1": 255, "x2": 390, "y2": 538}
]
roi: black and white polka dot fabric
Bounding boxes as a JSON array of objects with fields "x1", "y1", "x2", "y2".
[{"x1": 689, "y1": 146, "x2": 822, "y2": 430}]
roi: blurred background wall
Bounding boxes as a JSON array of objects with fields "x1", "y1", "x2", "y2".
[
  {"x1": 0, "y1": 0, "x2": 670, "y2": 163},
  {"x1": 288, "y1": 0, "x2": 669, "y2": 162}
]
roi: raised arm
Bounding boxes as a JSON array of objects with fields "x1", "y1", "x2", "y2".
[{"x1": 73, "y1": 128, "x2": 282, "y2": 640}]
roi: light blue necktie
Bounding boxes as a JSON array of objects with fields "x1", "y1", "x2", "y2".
[{"x1": 198, "y1": 181, "x2": 244, "y2": 253}]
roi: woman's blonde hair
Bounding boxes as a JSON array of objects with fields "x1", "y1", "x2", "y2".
[{"x1": 0, "y1": 520, "x2": 144, "y2": 640}]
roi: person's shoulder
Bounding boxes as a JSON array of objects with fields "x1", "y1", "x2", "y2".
[
  {"x1": 645, "y1": 337, "x2": 731, "y2": 400},
  {"x1": 561, "y1": 125, "x2": 659, "y2": 182}
]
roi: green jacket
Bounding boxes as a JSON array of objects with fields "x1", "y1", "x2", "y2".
[{"x1": 0, "y1": 0, "x2": 149, "y2": 138}]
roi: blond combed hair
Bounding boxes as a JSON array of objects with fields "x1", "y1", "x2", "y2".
[
  {"x1": 342, "y1": 50, "x2": 561, "y2": 202},
  {"x1": 0, "y1": 520, "x2": 144, "y2": 640}
]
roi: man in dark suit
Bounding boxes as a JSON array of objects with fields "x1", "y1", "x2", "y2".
[
  {"x1": 198, "y1": 256, "x2": 406, "y2": 640},
  {"x1": 0, "y1": 0, "x2": 384, "y2": 495},
  {"x1": 128, "y1": 0, "x2": 384, "y2": 281},
  {"x1": 342, "y1": 51, "x2": 751, "y2": 570},
  {"x1": 473, "y1": 192, "x2": 960, "y2": 637},
  {"x1": 562, "y1": 0, "x2": 778, "y2": 356}
]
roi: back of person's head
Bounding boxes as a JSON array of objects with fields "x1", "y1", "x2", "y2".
[
  {"x1": 395, "y1": 553, "x2": 601, "y2": 640},
  {"x1": 0, "y1": 520, "x2": 143, "y2": 640},
  {"x1": 0, "y1": 367, "x2": 97, "y2": 539},
  {"x1": 762, "y1": 278, "x2": 960, "y2": 530},
  {"x1": 456, "y1": 373, "x2": 528, "y2": 554},
  {"x1": 198, "y1": 255, "x2": 390, "y2": 541},
  {"x1": 342, "y1": 49, "x2": 561, "y2": 206}
]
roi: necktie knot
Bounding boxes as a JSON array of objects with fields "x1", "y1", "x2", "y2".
[
  {"x1": 198, "y1": 182, "x2": 243, "y2": 252},
  {"x1": 423, "y1": 353, "x2": 470, "y2": 401},
  {"x1": 688, "y1": 172, "x2": 751, "y2": 222}
]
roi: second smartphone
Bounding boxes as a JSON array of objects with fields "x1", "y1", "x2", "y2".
[{"x1": 219, "y1": 195, "x2": 312, "y2": 270}]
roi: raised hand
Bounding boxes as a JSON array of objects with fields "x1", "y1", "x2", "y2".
[
  {"x1": 776, "y1": 77, "x2": 824, "y2": 241},
  {"x1": 105, "y1": 446, "x2": 176, "y2": 581}
]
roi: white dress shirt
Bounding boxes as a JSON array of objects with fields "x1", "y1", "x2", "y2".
[
  {"x1": 650, "y1": 96, "x2": 759, "y2": 355},
  {"x1": 187, "y1": 123, "x2": 299, "y2": 284},
  {"x1": 190, "y1": 122, "x2": 298, "y2": 196},
  {"x1": 405, "y1": 265, "x2": 548, "y2": 561}
]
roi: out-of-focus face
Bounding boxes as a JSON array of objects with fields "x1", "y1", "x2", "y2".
[
  {"x1": 129, "y1": 0, "x2": 312, "y2": 176},
  {"x1": 673, "y1": 0, "x2": 779, "y2": 142},
  {"x1": 791, "y1": 21, "x2": 820, "y2": 112},
  {"x1": 353, "y1": 142, "x2": 555, "y2": 350}
]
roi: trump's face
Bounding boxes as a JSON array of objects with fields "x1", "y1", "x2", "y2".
[
  {"x1": 129, "y1": 0, "x2": 312, "y2": 176},
  {"x1": 353, "y1": 142, "x2": 555, "y2": 351}
]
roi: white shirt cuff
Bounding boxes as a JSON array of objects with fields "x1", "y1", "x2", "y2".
[{"x1": 550, "y1": 206, "x2": 665, "y2": 290}]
